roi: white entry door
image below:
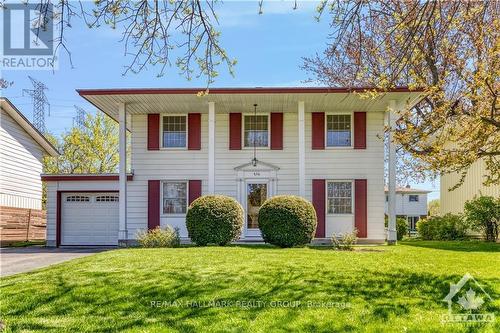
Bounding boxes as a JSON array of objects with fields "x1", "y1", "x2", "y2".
[
  {"x1": 61, "y1": 193, "x2": 119, "y2": 246},
  {"x1": 245, "y1": 181, "x2": 268, "y2": 238}
]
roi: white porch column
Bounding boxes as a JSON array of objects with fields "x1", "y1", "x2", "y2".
[
  {"x1": 118, "y1": 103, "x2": 128, "y2": 244},
  {"x1": 387, "y1": 100, "x2": 397, "y2": 244},
  {"x1": 298, "y1": 101, "x2": 305, "y2": 197},
  {"x1": 208, "y1": 102, "x2": 215, "y2": 194}
]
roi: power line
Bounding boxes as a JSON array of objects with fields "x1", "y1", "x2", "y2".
[
  {"x1": 73, "y1": 105, "x2": 87, "y2": 129},
  {"x1": 22, "y1": 76, "x2": 50, "y2": 133}
]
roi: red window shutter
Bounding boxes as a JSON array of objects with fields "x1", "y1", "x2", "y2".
[
  {"x1": 354, "y1": 179, "x2": 367, "y2": 238},
  {"x1": 188, "y1": 113, "x2": 201, "y2": 150},
  {"x1": 147, "y1": 114, "x2": 160, "y2": 150},
  {"x1": 311, "y1": 112, "x2": 325, "y2": 149},
  {"x1": 270, "y1": 113, "x2": 283, "y2": 150},
  {"x1": 188, "y1": 180, "x2": 202, "y2": 205},
  {"x1": 148, "y1": 180, "x2": 160, "y2": 230},
  {"x1": 312, "y1": 179, "x2": 326, "y2": 238},
  {"x1": 229, "y1": 113, "x2": 242, "y2": 150},
  {"x1": 354, "y1": 112, "x2": 367, "y2": 149}
]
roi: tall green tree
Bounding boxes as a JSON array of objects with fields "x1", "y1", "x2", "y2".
[
  {"x1": 427, "y1": 199, "x2": 440, "y2": 217},
  {"x1": 44, "y1": 112, "x2": 119, "y2": 174},
  {"x1": 303, "y1": 1, "x2": 499, "y2": 188}
]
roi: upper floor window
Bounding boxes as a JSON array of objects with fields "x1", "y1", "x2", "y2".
[
  {"x1": 326, "y1": 114, "x2": 351, "y2": 147},
  {"x1": 162, "y1": 181, "x2": 187, "y2": 214},
  {"x1": 409, "y1": 195, "x2": 419, "y2": 202},
  {"x1": 327, "y1": 181, "x2": 353, "y2": 214},
  {"x1": 244, "y1": 115, "x2": 269, "y2": 147},
  {"x1": 162, "y1": 116, "x2": 186, "y2": 148}
]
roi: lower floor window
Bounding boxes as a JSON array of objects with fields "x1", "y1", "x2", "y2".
[
  {"x1": 163, "y1": 182, "x2": 187, "y2": 214},
  {"x1": 327, "y1": 181, "x2": 353, "y2": 214},
  {"x1": 407, "y1": 216, "x2": 419, "y2": 231}
]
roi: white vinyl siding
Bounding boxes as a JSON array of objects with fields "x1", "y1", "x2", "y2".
[
  {"x1": 127, "y1": 114, "x2": 208, "y2": 238},
  {"x1": 306, "y1": 111, "x2": 385, "y2": 239},
  {"x1": 441, "y1": 159, "x2": 500, "y2": 214},
  {"x1": 122, "y1": 110, "x2": 385, "y2": 241},
  {"x1": 384, "y1": 192, "x2": 428, "y2": 217},
  {"x1": 215, "y1": 112, "x2": 299, "y2": 199},
  {"x1": 0, "y1": 108, "x2": 44, "y2": 209}
]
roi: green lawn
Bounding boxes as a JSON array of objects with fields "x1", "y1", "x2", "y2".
[{"x1": 1, "y1": 241, "x2": 499, "y2": 332}]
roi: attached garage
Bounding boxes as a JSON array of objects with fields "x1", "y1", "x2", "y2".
[
  {"x1": 42, "y1": 174, "x2": 132, "y2": 247},
  {"x1": 61, "y1": 192, "x2": 119, "y2": 246}
]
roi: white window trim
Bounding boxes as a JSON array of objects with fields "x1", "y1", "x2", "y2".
[
  {"x1": 160, "y1": 114, "x2": 189, "y2": 150},
  {"x1": 160, "y1": 180, "x2": 189, "y2": 217},
  {"x1": 325, "y1": 112, "x2": 354, "y2": 149},
  {"x1": 326, "y1": 180, "x2": 355, "y2": 216},
  {"x1": 242, "y1": 113, "x2": 271, "y2": 149}
]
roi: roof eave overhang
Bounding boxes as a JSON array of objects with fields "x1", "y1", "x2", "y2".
[
  {"x1": 41, "y1": 173, "x2": 134, "y2": 181},
  {"x1": 0, "y1": 98, "x2": 60, "y2": 157},
  {"x1": 77, "y1": 86, "x2": 424, "y2": 96}
]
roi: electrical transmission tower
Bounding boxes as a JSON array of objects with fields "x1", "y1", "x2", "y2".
[
  {"x1": 73, "y1": 105, "x2": 87, "y2": 129},
  {"x1": 23, "y1": 76, "x2": 50, "y2": 133}
]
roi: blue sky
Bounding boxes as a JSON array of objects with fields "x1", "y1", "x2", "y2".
[{"x1": 0, "y1": 1, "x2": 439, "y2": 200}]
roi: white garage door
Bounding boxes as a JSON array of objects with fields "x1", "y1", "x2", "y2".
[{"x1": 61, "y1": 192, "x2": 119, "y2": 246}]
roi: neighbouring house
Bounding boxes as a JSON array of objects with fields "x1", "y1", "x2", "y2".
[
  {"x1": 0, "y1": 98, "x2": 59, "y2": 244},
  {"x1": 42, "y1": 87, "x2": 422, "y2": 247},
  {"x1": 384, "y1": 185, "x2": 431, "y2": 232},
  {"x1": 440, "y1": 159, "x2": 500, "y2": 214}
]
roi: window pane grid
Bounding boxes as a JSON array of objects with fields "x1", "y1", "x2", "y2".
[
  {"x1": 96, "y1": 195, "x2": 119, "y2": 202},
  {"x1": 163, "y1": 116, "x2": 186, "y2": 148},
  {"x1": 244, "y1": 115, "x2": 268, "y2": 147},
  {"x1": 327, "y1": 115, "x2": 351, "y2": 147},
  {"x1": 327, "y1": 182, "x2": 352, "y2": 214},
  {"x1": 163, "y1": 182, "x2": 187, "y2": 214}
]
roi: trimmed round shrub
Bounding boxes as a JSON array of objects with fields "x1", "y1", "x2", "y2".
[
  {"x1": 258, "y1": 195, "x2": 317, "y2": 247},
  {"x1": 186, "y1": 195, "x2": 244, "y2": 246}
]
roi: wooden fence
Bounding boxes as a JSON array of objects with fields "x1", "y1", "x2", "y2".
[{"x1": 0, "y1": 206, "x2": 46, "y2": 245}]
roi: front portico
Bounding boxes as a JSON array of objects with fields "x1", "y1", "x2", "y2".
[{"x1": 235, "y1": 160, "x2": 279, "y2": 240}]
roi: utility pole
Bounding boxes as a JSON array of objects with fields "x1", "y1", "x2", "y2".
[
  {"x1": 73, "y1": 105, "x2": 86, "y2": 129},
  {"x1": 23, "y1": 76, "x2": 50, "y2": 133}
]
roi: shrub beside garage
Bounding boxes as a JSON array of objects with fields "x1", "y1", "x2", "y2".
[
  {"x1": 258, "y1": 195, "x2": 317, "y2": 247},
  {"x1": 186, "y1": 195, "x2": 244, "y2": 246}
]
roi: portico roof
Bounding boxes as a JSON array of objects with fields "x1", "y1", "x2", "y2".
[{"x1": 77, "y1": 86, "x2": 424, "y2": 122}]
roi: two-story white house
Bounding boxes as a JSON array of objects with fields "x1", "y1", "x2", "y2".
[
  {"x1": 42, "y1": 87, "x2": 422, "y2": 246},
  {"x1": 384, "y1": 186, "x2": 431, "y2": 231}
]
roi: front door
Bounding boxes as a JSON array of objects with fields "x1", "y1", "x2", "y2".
[{"x1": 245, "y1": 181, "x2": 268, "y2": 237}]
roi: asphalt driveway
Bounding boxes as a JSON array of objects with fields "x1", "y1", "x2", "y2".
[{"x1": 0, "y1": 247, "x2": 112, "y2": 277}]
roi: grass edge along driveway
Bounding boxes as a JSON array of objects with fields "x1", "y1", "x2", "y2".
[{"x1": 1, "y1": 241, "x2": 499, "y2": 332}]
